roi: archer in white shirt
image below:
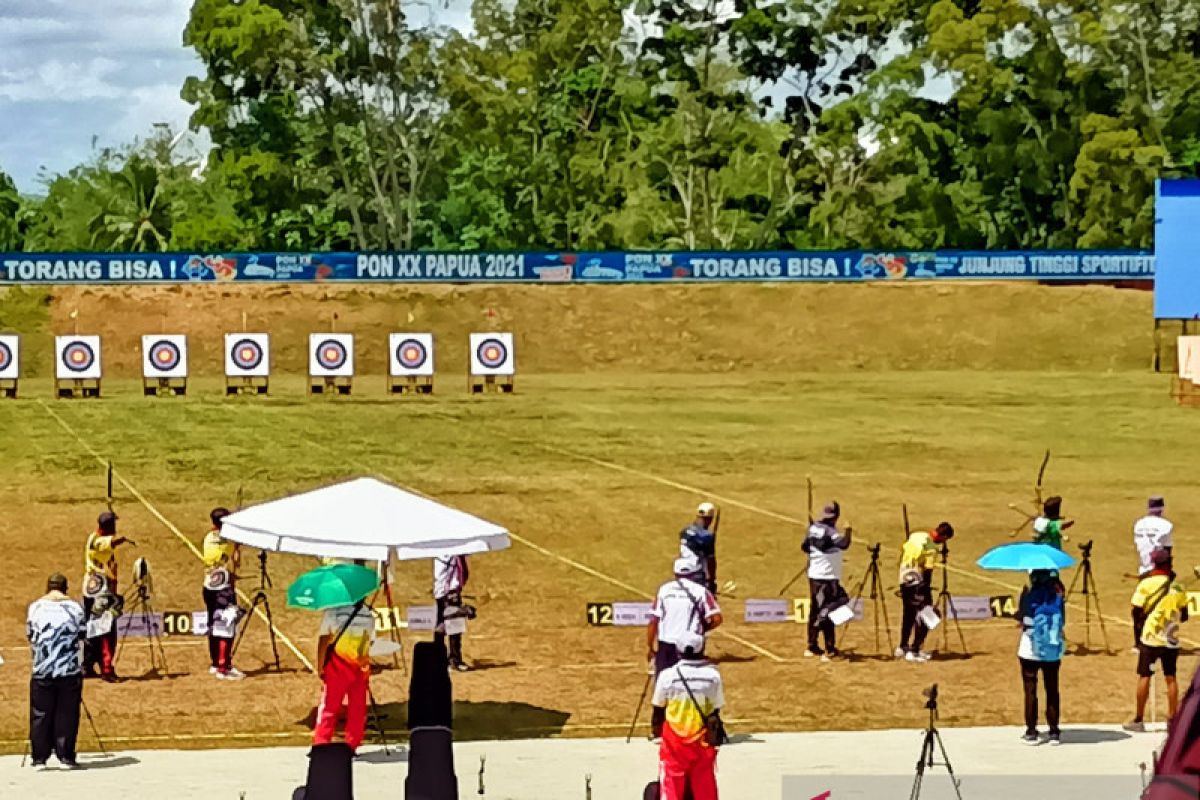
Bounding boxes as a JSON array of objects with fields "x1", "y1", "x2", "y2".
[{"x1": 1134, "y1": 496, "x2": 1173, "y2": 576}]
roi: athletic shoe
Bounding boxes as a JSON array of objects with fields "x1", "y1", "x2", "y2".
[
  {"x1": 1048, "y1": 733, "x2": 1062, "y2": 746},
  {"x1": 1123, "y1": 720, "x2": 1146, "y2": 733},
  {"x1": 223, "y1": 668, "x2": 245, "y2": 681},
  {"x1": 820, "y1": 654, "x2": 832, "y2": 663},
  {"x1": 804, "y1": 649, "x2": 820, "y2": 658},
  {"x1": 451, "y1": 663, "x2": 471, "y2": 672},
  {"x1": 1021, "y1": 732, "x2": 1040, "y2": 746},
  {"x1": 209, "y1": 666, "x2": 218, "y2": 675},
  {"x1": 916, "y1": 651, "x2": 933, "y2": 662},
  {"x1": 30, "y1": 760, "x2": 46, "y2": 768},
  {"x1": 100, "y1": 673, "x2": 118, "y2": 684},
  {"x1": 894, "y1": 647, "x2": 907, "y2": 659},
  {"x1": 905, "y1": 651, "x2": 920, "y2": 662},
  {"x1": 214, "y1": 670, "x2": 227, "y2": 680},
  {"x1": 59, "y1": 760, "x2": 81, "y2": 769}
]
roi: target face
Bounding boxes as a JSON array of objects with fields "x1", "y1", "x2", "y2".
[
  {"x1": 469, "y1": 332, "x2": 515, "y2": 376},
  {"x1": 142, "y1": 335, "x2": 188, "y2": 379},
  {"x1": 55, "y1": 336, "x2": 102, "y2": 380},
  {"x1": 309, "y1": 333, "x2": 354, "y2": 377},
  {"x1": 224, "y1": 333, "x2": 270, "y2": 377},
  {"x1": 389, "y1": 333, "x2": 435, "y2": 377},
  {"x1": 0, "y1": 336, "x2": 15, "y2": 379},
  {"x1": 315, "y1": 340, "x2": 348, "y2": 370}
]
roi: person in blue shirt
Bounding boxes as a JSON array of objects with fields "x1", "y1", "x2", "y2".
[{"x1": 679, "y1": 502, "x2": 718, "y2": 593}]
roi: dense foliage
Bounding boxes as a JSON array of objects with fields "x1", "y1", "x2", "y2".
[{"x1": 3, "y1": 0, "x2": 1198, "y2": 251}]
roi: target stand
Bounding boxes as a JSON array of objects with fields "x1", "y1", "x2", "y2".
[
  {"x1": 0, "y1": 335, "x2": 17, "y2": 397},
  {"x1": 56, "y1": 378, "x2": 100, "y2": 399},
  {"x1": 0, "y1": 378, "x2": 17, "y2": 399},
  {"x1": 226, "y1": 376, "x2": 269, "y2": 396},
  {"x1": 309, "y1": 376, "x2": 352, "y2": 396},
  {"x1": 389, "y1": 375, "x2": 433, "y2": 395},
  {"x1": 469, "y1": 374, "x2": 514, "y2": 394},
  {"x1": 144, "y1": 377, "x2": 187, "y2": 397}
]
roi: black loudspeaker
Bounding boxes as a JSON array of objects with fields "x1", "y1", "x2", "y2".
[
  {"x1": 293, "y1": 742, "x2": 354, "y2": 800},
  {"x1": 406, "y1": 640, "x2": 457, "y2": 800}
]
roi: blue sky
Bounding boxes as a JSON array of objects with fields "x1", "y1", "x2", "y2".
[{"x1": 0, "y1": 0, "x2": 475, "y2": 193}]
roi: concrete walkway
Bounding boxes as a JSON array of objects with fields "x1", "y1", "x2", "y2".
[{"x1": 0, "y1": 726, "x2": 1164, "y2": 799}]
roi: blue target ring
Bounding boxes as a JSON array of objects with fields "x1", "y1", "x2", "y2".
[
  {"x1": 476, "y1": 338, "x2": 508, "y2": 369},
  {"x1": 315, "y1": 339, "x2": 348, "y2": 370},
  {"x1": 395, "y1": 339, "x2": 428, "y2": 369},
  {"x1": 231, "y1": 339, "x2": 264, "y2": 370},
  {"x1": 148, "y1": 340, "x2": 182, "y2": 372},
  {"x1": 61, "y1": 341, "x2": 96, "y2": 373},
  {"x1": 0, "y1": 342, "x2": 11, "y2": 372}
]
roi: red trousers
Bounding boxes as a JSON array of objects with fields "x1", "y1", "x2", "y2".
[
  {"x1": 313, "y1": 657, "x2": 369, "y2": 751},
  {"x1": 660, "y1": 735, "x2": 718, "y2": 800}
]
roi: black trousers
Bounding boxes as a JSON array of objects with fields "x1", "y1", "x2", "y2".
[
  {"x1": 807, "y1": 578, "x2": 840, "y2": 653},
  {"x1": 1019, "y1": 658, "x2": 1061, "y2": 734},
  {"x1": 900, "y1": 577, "x2": 933, "y2": 652},
  {"x1": 654, "y1": 642, "x2": 681, "y2": 676},
  {"x1": 29, "y1": 675, "x2": 82, "y2": 764},
  {"x1": 434, "y1": 596, "x2": 463, "y2": 666},
  {"x1": 203, "y1": 586, "x2": 236, "y2": 670},
  {"x1": 82, "y1": 595, "x2": 118, "y2": 676}
]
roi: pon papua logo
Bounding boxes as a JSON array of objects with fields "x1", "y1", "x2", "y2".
[
  {"x1": 855, "y1": 253, "x2": 909, "y2": 280},
  {"x1": 182, "y1": 255, "x2": 238, "y2": 281}
]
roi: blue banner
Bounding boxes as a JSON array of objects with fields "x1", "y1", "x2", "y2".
[
  {"x1": 0, "y1": 250, "x2": 1155, "y2": 284},
  {"x1": 1155, "y1": 179, "x2": 1200, "y2": 319}
]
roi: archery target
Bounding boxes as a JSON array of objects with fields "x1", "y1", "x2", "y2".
[
  {"x1": 55, "y1": 336, "x2": 102, "y2": 380},
  {"x1": 469, "y1": 332, "x2": 515, "y2": 376},
  {"x1": 309, "y1": 333, "x2": 354, "y2": 378},
  {"x1": 142, "y1": 335, "x2": 188, "y2": 379},
  {"x1": 0, "y1": 335, "x2": 17, "y2": 380},
  {"x1": 224, "y1": 333, "x2": 270, "y2": 378},
  {"x1": 389, "y1": 333, "x2": 434, "y2": 377}
]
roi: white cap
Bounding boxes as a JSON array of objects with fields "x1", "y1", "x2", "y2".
[
  {"x1": 674, "y1": 557, "x2": 702, "y2": 576},
  {"x1": 697, "y1": 502, "x2": 716, "y2": 517},
  {"x1": 678, "y1": 631, "x2": 706, "y2": 658}
]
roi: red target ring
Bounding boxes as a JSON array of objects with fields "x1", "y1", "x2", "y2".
[
  {"x1": 315, "y1": 339, "x2": 348, "y2": 370},
  {"x1": 230, "y1": 338, "x2": 264, "y2": 370},
  {"x1": 476, "y1": 339, "x2": 508, "y2": 369},
  {"x1": 395, "y1": 339, "x2": 428, "y2": 369},
  {"x1": 147, "y1": 340, "x2": 182, "y2": 372},
  {"x1": 0, "y1": 342, "x2": 11, "y2": 372},
  {"x1": 61, "y1": 341, "x2": 96, "y2": 373}
]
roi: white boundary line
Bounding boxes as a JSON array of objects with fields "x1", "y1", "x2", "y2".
[
  {"x1": 38, "y1": 400, "x2": 316, "y2": 674},
  {"x1": 298, "y1": 437, "x2": 784, "y2": 663}
]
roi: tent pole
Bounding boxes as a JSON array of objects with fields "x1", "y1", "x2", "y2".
[{"x1": 381, "y1": 556, "x2": 408, "y2": 675}]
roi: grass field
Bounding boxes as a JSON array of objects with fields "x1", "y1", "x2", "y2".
[{"x1": 0, "y1": 282, "x2": 1194, "y2": 753}]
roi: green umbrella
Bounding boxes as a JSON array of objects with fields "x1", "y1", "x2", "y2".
[{"x1": 287, "y1": 563, "x2": 380, "y2": 611}]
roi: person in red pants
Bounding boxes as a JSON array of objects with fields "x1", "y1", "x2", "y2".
[
  {"x1": 651, "y1": 631, "x2": 724, "y2": 800},
  {"x1": 314, "y1": 600, "x2": 375, "y2": 752}
]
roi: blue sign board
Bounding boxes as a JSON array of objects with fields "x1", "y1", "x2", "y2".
[
  {"x1": 0, "y1": 250, "x2": 1155, "y2": 285},
  {"x1": 1155, "y1": 179, "x2": 1200, "y2": 319}
]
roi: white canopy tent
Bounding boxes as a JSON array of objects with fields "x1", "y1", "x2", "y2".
[{"x1": 220, "y1": 477, "x2": 511, "y2": 561}]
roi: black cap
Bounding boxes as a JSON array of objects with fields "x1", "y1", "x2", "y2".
[
  {"x1": 47, "y1": 573, "x2": 68, "y2": 592},
  {"x1": 935, "y1": 522, "x2": 955, "y2": 540},
  {"x1": 97, "y1": 511, "x2": 118, "y2": 528},
  {"x1": 211, "y1": 507, "x2": 231, "y2": 527}
]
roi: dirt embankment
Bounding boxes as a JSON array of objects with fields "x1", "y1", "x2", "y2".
[{"x1": 1, "y1": 281, "x2": 1154, "y2": 377}]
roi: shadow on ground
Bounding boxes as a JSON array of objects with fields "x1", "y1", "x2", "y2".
[
  {"x1": 1061, "y1": 729, "x2": 1133, "y2": 745},
  {"x1": 299, "y1": 700, "x2": 572, "y2": 741}
]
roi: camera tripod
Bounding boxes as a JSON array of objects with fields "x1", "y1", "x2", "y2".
[
  {"x1": 232, "y1": 550, "x2": 282, "y2": 672},
  {"x1": 116, "y1": 580, "x2": 168, "y2": 674},
  {"x1": 910, "y1": 684, "x2": 962, "y2": 800},
  {"x1": 844, "y1": 543, "x2": 894, "y2": 654},
  {"x1": 1066, "y1": 540, "x2": 1112, "y2": 653},
  {"x1": 935, "y1": 543, "x2": 969, "y2": 655}
]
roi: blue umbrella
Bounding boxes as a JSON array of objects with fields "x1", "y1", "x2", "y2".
[{"x1": 977, "y1": 543, "x2": 1077, "y2": 572}]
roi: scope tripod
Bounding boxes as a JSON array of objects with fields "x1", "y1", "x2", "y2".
[
  {"x1": 910, "y1": 688, "x2": 962, "y2": 800},
  {"x1": 115, "y1": 580, "x2": 168, "y2": 675},
  {"x1": 1066, "y1": 540, "x2": 1112, "y2": 653},
  {"x1": 232, "y1": 550, "x2": 282, "y2": 672},
  {"x1": 844, "y1": 543, "x2": 894, "y2": 654},
  {"x1": 935, "y1": 544, "x2": 969, "y2": 655}
]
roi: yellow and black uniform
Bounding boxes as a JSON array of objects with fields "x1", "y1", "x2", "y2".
[
  {"x1": 82, "y1": 529, "x2": 120, "y2": 679},
  {"x1": 201, "y1": 527, "x2": 239, "y2": 674},
  {"x1": 898, "y1": 531, "x2": 939, "y2": 655},
  {"x1": 1132, "y1": 571, "x2": 1189, "y2": 678}
]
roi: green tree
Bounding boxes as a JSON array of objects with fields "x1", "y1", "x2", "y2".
[{"x1": 0, "y1": 170, "x2": 20, "y2": 251}]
